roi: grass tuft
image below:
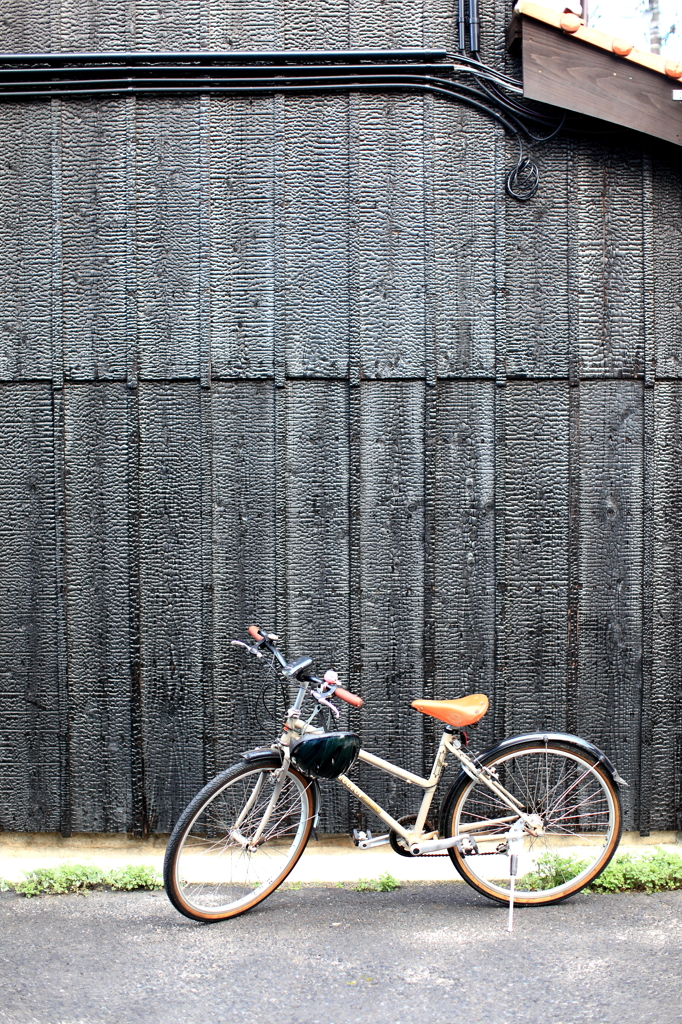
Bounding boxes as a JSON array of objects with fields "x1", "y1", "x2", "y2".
[
  {"x1": 353, "y1": 872, "x2": 400, "y2": 893},
  {"x1": 518, "y1": 848, "x2": 682, "y2": 894},
  {"x1": 4, "y1": 863, "x2": 162, "y2": 897}
]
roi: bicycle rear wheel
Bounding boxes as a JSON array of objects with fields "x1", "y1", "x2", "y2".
[
  {"x1": 164, "y1": 757, "x2": 315, "y2": 922},
  {"x1": 440, "y1": 738, "x2": 622, "y2": 906}
]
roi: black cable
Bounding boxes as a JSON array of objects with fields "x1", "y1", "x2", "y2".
[
  {"x1": 0, "y1": 77, "x2": 524, "y2": 141},
  {"x1": 505, "y1": 156, "x2": 539, "y2": 201}
]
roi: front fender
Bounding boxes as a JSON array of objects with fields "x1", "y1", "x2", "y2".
[{"x1": 240, "y1": 745, "x2": 321, "y2": 829}]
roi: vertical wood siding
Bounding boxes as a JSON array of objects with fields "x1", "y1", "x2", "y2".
[{"x1": 0, "y1": 0, "x2": 680, "y2": 835}]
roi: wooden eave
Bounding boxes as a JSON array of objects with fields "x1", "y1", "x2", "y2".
[{"x1": 509, "y1": 1, "x2": 682, "y2": 147}]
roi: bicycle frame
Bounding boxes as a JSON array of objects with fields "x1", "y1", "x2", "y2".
[{"x1": 282, "y1": 689, "x2": 531, "y2": 854}]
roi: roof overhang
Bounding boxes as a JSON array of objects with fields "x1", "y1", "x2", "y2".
[{"x1": 510, "y1": 2, "x2": 682, "y2": 147}]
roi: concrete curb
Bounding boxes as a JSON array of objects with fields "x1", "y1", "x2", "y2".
[{"x1": 0, "y1": 831, "x2": 680, "y2": 884}]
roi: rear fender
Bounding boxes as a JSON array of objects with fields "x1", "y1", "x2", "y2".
[{"x1": 438, "y1": 731, "x2": 627, "y2": 836}]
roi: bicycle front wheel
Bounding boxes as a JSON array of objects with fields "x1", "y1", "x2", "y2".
[
  {"x1": 164, "y1": 757, "x2": 315, "y2": 922},
  {"x1": 441, "y1": 738, "x2": 622, "y2": 906}
]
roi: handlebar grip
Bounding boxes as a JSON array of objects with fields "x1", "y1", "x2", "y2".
[
  {"x1": 334, "y1": 686, "x2": 363, "y2": 709},
  {"x1": 248, "y1": 625, "x2": 265, "y2": 641}
]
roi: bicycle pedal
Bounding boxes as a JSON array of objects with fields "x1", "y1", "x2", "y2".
[{"x1": 352, "y1": 829, "x2": 372, "y2": 846}]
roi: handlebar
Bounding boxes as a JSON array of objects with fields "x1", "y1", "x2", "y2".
[
  {"x1": 245, "y1": 625, "x2": 363, "y2": 708},
  {"x1": 334, "y1": 686, "x2": 363, "y2": 709}
]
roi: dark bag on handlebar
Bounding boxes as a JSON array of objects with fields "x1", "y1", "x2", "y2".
[{"x1": 290, "y1": 732, "x2": 360, "y2": 780}]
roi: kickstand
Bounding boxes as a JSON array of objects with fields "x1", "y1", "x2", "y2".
[{"x1": 507, "y1": 853, "x2": 518, "y2": 933}]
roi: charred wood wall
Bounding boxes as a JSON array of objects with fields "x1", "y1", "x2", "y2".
[{"x1": 0, "y1": 0, "x2": 680, "y2": 836}]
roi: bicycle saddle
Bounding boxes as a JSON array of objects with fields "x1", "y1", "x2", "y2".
[{"x1": 411, "y1": 694, "x2": 489, "y2": 728}]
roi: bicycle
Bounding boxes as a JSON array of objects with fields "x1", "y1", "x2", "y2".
[{"x1": 164, "y1": 626, "x2": 626, "y2": 925}]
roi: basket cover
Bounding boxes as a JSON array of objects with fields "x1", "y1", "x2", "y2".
[{"x1": 289, "y1": 731, "x2": 360, "y2": 779}]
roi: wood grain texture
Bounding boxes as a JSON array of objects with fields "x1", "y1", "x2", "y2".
[
  {"x1": 209, "y1": 97, "x2": 276, "y2": 379},
  {"x1": 652, "y1": 386, "x2": 682, "y2": 829},
  {"x1": 0, "y1": 0, "x2": 681, "y2": 834},
  {"x1": 206, "y1": 0, "x2": 276, "y2": 49},
  {"x1": 0, "y1": 104, "x2": 53, "y2": 381},
  {"x1": 282, "y1": 97, "x2": 350, "y2": 377},
  {"x1": 522, "y1": 17, "x2": 682, "y2": 148},
  {"x1": 354, "y1": 381, "x2": 425, "y2": 823},
  {"x1": 0, "y1": 386, "x2": 60, "y2": 831},
  {"x1": 433, "y1": 381, "x2": 496, "y2": 751},
  {"x1": 651, "y1": 155, "x2": 682, "y2": 380},
  {"x1": 136, "y1": 99, "x2": 203, "y2": 380},
  {"x1": 351, "y1": 94, "x2": 427, "y2": 379},
  {"x1": 62, "y1": 384, "x2": 131, "y2": 831},
  {"x1": 501, "y1": 383, "x2": 569, "y2": 735},
  {"x1": 349, "y1": 0, "x2": 423, "y2": 47},
  {"x1": 60, "y1": 101, "x2": 128, "y2": 381},
  {"x1": 574, "y1": 142, "x2": 647, "y2": 379},
  {"x1": 211, "y1": 381, "x2": 277, "y2": 766},
  {"x1": 579, "y1": 381, "x2": 643, "y2": 829},
  {"x1": 138, "y1": 383, "x2": 205, "y2": 831},
  {"x1": 504, "y1": 139, "x2": 571, "y2": 378},
  {"x1": 431, "y1": 105, "x2": 497, "y2": 378},
  {"x1": 285, "y1": 380, "x2": 351, "y2": 829}
]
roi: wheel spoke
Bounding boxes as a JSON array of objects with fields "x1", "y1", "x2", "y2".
[
  {"x1": 164, "y1": 760, "x2": 312, "y2": 920},
  {"x1": 447, "y1": 743, "x2": 620, "y2": 907}
]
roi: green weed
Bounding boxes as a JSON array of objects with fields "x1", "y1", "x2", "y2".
[
  {"x1": 353, "y1": 872, "x2": 400, "y2": 893},
  {"x1": 518, "y1": 852, "x2": 588, "y2": 891},
  {"x1": 518, "y1": 848, "x2": 682, "y2": 894},
  {"x1": 8, "y1": 863, "x2": 162, "y2": 897}
]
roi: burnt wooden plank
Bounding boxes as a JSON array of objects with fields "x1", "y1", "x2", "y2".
[
  {"x1": 574, "y1": 142, "x2": 646, "y2": 379},
  {"x1": 0, "y1": 0, "x2": 50, "y2": 50},
  {"x1": 132, "y1": 0, "x2": 203, "y2": 49},
  {"x1": 431, "y1": 105, "x2": 497, "y2": 378},
  {"x1": 349, "y1": 0, "x2": 423, "y2": 47},
  {"x1": 285, "y1": 380, "x2": 350, "y2": 829},
  {"x1": 651, "y1": 156, "x2": 682, "y2": 379},
  {"x1": 0, "y1": 385, "x2": 60, "y2": 831},
  {"x1": 55, "y1": 0, "x2": 129, "y2": 49},
  {"x1": 60, "y1": 101, "x2": 128, "y2": 381},
  {"x1": 0, "y1": 104, "x2": 53, "y2": 381},
  {"x1": 209, "y1": 97, "x2": 277, "y2": 380},
  {"x1": 350, "y1": 94, "x2": 427, "y2": 379},
  {"x1": 281, "y1": 0, "x2": 349, "y2": 49},
  {"x1": 433, "y1": 381, "x2": 496, "y2": 749},
  {"x1": 206, "y1": 0, "x2": 276, "y2": 48},
  {"x1": 283, "y1": 97, "x2": 350, "y2": 377},
  {"x1": 63, "y1": 384, "x2": 131, "y2": 831},
  {"x1": 136, "y1": 99, "x2": 203, "y2": 380},
  {"x1": 504, "y1": 139, "x2": 571, "y2": 378},
  {"x1": 652, "y1": 385, "x2": 682, "y2": 829},
  {"x1": 138, "y1": 383, "x2": 205, "y2": 831},
  {"x1": 502, "y1": 382, "x2": 569, "y2": 735},
  {"x1": 579, "y1": 381, "x2": 643, "y2": 830},
  {"x1": 354, "y1": 381, "x2": 425, "y2": 824},
  {"x1": 521, "y1": 17, "x2": 682, "y2": 148},
  {"x1": 211, "y1": 382, "x2": 277, "y2": 765}
]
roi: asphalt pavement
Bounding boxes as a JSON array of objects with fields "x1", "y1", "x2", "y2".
[{"x1": 1, "y1": 883, "x2": 680, "y2": 1024}]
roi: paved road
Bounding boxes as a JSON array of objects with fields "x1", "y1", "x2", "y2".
[{"x1": 1, "y1": 884, "x2": 680, "y2": 1024}]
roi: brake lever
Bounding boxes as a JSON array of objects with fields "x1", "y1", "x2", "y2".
[
  {"x1": 309, "y1": 689, "x2": 340, "y2": 719},
  {"x1": 230, "y1": 639, "x2": 263, "y2": 659}
]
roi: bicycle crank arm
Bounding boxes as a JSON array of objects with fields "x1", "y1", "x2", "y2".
[
  {"x1": 353, "y1": 830, "x2": 391, "y2": 849},
  {"x1": 411, "y1": 835, "x2": 482, "y2": 856}
]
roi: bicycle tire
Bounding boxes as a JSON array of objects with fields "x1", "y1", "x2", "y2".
[
  {"x1": 440, "y1": 738, "x2": 622, "y2": 907},
  {"x1": 164, "y1": 756, "x2": 315, "y2": 922}
]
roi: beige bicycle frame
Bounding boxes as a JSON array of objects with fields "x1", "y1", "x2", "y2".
[
  {"x1": 336, "y1": 729, "x2": 525, "y2": 844},
  {"x1": 286, "y1": 715, "x2": 526, "y2": 846}
]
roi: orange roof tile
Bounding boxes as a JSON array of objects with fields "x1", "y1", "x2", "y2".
[{"x1": 515, "y1": 1, "x2": 682, "y2": 79}]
